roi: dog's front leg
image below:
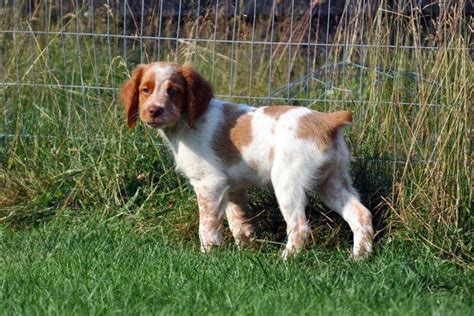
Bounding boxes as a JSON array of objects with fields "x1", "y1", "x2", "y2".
[
  {"x1": 195, "y1": 187, "x2": 227, "y2": 252},
  {"x1": 226, "y1": 189, "x2": 255, "y2": 248}
]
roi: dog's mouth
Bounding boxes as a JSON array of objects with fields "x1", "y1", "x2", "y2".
[
  {"x1": 144, "y1": 118, "x2": 177, "y2": 129},
  {"x1": 144, "y1": 121, "x2": 163, "y2": 128},
  {"x1": 141, "y1": 110, "x2": 180, "y2": 129}
]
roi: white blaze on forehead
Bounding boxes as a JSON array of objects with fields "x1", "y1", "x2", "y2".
[
  {"x1": 153, "y1": 64, "x2": 175, "y2": 77},
  {"x1": 153, "y1": 64, "x2": 176, "y2": 92}
]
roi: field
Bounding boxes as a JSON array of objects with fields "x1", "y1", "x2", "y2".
[
  {"x1": 1, "y1": 216, "x2": 472, "y2": 315},
  {"x1": 0, "y1": 1, "x2": 472, "y2": 314}
]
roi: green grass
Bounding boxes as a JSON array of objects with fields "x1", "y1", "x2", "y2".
[
  {"x1": 1, "y1": 216, "x2": 472, "y2": 315},
  {"x1": 0, "y1": 1, "x2": 472, "y2": 313}
]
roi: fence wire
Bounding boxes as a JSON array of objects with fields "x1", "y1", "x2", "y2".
[{"x1": 0, "y1": 0, "x2": 472, "y2": 165}]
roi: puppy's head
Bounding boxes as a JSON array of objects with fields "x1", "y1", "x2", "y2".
[{"x1": 121, "y1": 62, "x2": 213, "y2": 129}]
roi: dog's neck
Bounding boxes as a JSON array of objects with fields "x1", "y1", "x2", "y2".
[
  {"x1": 156, "y1": 100, "x2": 215, "y2": 161},
  {"x1": 157, "y1": 119, "x2": 188, "y2": 153}
]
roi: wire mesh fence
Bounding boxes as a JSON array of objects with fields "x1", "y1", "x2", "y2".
[{"x1": 0, "y1": 0, "x2": 472, "y2": 164}]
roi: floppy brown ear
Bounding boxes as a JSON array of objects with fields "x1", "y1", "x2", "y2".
[
  {"x1": 182, "y1": 63, "x2": 213, "y2": 128},
  {"x1": 121, "y1": 64, "x2": 146, "y2": 128}
]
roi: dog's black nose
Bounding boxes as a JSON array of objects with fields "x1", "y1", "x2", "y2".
[{"x1": 149, "y1": 107, "x2": 164, "y2": 118}]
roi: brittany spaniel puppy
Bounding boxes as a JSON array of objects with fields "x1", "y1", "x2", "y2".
[{"x1": 121, "y1": 62, "x2": 374, "y2": 260}]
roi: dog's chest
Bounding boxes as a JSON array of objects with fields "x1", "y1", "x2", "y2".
[{"x1": 171, "y1": 137, "x2": 221, "y2": 183}]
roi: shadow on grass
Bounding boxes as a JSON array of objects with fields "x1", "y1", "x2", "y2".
[{"x1": 247, "y1": 157, "x2": 394, "y2": 248}]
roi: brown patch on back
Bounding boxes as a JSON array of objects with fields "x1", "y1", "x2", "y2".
[
  {"x1": 297, "y1": 111, "x2": 352, "y2": 151},
  {"x1": 263, "y1": 106, "x2": 297, "y2": 120},
  {"x1": 212, "y1": 104, "x2": 253, "y2": 165}
]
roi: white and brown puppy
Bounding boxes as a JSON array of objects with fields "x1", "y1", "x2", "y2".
[{"x1": 121, "y1": 62, "x2": 374, "y2": 259}]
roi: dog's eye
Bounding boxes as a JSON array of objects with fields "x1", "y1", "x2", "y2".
[
  {"x1": 142, "y1": 87, "x2": 150, "y2": 95},
  {"x1": 168, "y1": 88, "x2": 179, "y2": 97}
]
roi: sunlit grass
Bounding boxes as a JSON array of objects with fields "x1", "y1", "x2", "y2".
[{"x1": 1, "y1": 217, "x2": 472, "y2": 315}]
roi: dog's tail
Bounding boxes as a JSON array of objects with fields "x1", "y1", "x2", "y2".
[{"x1": 327, "y1": 111, "x2": 352, "y2": 129}]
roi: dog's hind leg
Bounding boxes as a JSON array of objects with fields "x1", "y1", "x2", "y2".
[
  {"x1": 271, "y1": 165, "x2": 311, "y2": 260},
  {"x1": 316, "y1": 170, "x2": 374, "y2": 260}
]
